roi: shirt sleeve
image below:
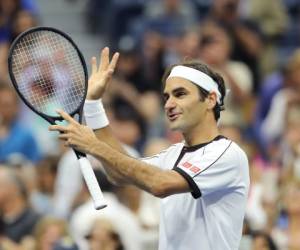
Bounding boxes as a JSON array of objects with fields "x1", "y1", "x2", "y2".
[
  {"x1": 139, "y1": 144, "x2": 180, "y2": 168},
  {"x1": 140, "y1": 150, "x2": 167, "y2": 168},
  {"x1": 173, "y1": 141, "x2": 249, "y2": 199}
]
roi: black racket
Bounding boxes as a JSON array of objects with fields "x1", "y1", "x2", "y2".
[{"x1": 8, "y1": 26, "x2": 107, "y2": 209}]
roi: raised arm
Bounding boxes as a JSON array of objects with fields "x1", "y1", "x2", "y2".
[
  {"x1": 49, "y1": 110, "x2": 190, "y2": 197},
  {"x1": 85, "y1": 47, "x2": 125, "y2": 153}
]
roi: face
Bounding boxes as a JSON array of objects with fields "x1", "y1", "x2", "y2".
[
  {"x1": 288, "y1": 70, "x2": 300, "y2": 91},
  {"x1": 251, "y1": 235, "x2": 270, "y2": 250},
  {"x1": 88, "y1": 220, "x2": 118, "y2": 250},
  {"x1": 199, "y1": 27, "x2": 231, "y2": 66},
  {"x1": 163, "y1": 77, "x2": 213, "y2": 132},
  {"x1": 40, "y1": 224, "x2": 64, "y2": 249},
  {"x1": 0, "y1": 89, "x2": 19, "y2": 125},
  {"x1": 285, "y1": 184, "x2": 300, "y2": 215}
]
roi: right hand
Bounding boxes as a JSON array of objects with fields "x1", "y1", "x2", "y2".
[{"x1": 87, "y1": 47, "x2": 119, "y2": 100}]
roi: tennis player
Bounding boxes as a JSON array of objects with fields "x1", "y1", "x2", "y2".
[{"x1": 50, "y1": 47, "x2": 250, "y2": 250}]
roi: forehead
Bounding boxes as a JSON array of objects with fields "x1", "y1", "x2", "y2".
[{"x1": 163, "y1": 76, "x2": 198, "y2": 93}]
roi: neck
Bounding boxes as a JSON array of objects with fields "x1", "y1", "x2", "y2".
[{"x1": 183, "y1": 115, "x2": 219, "y2": 146}]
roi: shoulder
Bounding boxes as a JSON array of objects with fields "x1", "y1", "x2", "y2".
[
  {"x1": 141, "y1": 142, "x2": 183, "y2": 160},
  {"x1": 204, "y1": 138, "x2": 248, "y2": 167}
]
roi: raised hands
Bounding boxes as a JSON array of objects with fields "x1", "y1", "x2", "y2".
[
  {"x1": 49, "y1": 110, "x2": 99, "y2": 154},
  {"x1": 87, "y1": 47, "x2": 119, "y2": 100}
]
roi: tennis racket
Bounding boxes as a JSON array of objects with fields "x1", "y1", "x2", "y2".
[{"x1": 8, "y1": 26, "x2": 107, "y2": 210}]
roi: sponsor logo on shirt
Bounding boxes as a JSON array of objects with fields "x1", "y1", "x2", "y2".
[{"x1": 181, "y1": 161, "x2": 201, "y2": 174}]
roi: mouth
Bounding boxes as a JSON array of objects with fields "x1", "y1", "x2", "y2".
[{"x1": 168, "y1": 113, "x2": 181, "y2": 122}]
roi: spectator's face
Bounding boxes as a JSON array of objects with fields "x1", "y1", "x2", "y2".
[
  {"x1": 87, "y1": 220, "x2": 120, "y2": 250},
  {"x1": 39, "y1": 224, "x2": 64, "y2": 250},
  {"x1": 0, "y1": 169, "x2": 17, "y2": 206},
  {"x1": 251, "y1": 235, "x2": 271, "y2": 250},
  {"x1": 285, "y1": 185, "x2": 300, "y2": 215},
  {"x1": 36, "y1": 166, "x2": 56, "y2": 194},
  {"x1": 0, "y1": 89, "x2": 19, "y2": 125},
  {"x1": 288, "y1": 70, "x2": 300, "y2": 91},
  {"x1": 179, "y1": 31, "x2": 200, "y2": 59},
  {"x1": 163, "y1": 77, "x2": 213, "y2": 132},
  {"x1": 110, "y1": 119, "x2": 141, "y2": 146},
  {"x1": 213, "y1": 0, "x2": 240, "y2": 22},
  {"x1": 164, "y1": 0, "x2": 180, "y2": 12},
  {"x1": 199, "y1": 28, "x2": 231, "y2": 66},
  {"x1": 143, "y1": 31, "x2": 164, "y2": 60},
  {"x1": 116, "y1": 53, "x2": 139, "y2": 77},
  {"x1": 0, "y1": 0, "x2": 20, "y2": 15},
  {"x1": 285, "y1": 120, "x2": 300, "y2": 155},
  {"x1": 13, "y1": 11, "x2": 36, "y2": 38}
]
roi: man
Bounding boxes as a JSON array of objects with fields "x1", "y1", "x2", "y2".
[
  {"x1": 0, "y1": 165, "x2": 40, "y2": 245},
  {"x1": 0, "y1": 83, "x2": 41, "y2": 163},
  {"x1": 50, "y1": 47, "x2": 250, "y2": 250}
]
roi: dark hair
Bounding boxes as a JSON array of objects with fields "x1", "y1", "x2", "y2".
[{"x1": 162, "y1": 61, "x2": 226, "y2": 121}]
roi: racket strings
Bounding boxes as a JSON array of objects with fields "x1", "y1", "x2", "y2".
[{"x1": 11, "y1": 30, "x2": 86, "y2": 116}]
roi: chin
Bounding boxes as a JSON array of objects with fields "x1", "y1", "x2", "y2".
[{"x1": 169, "y1": 122, "x2": 183, "y2": 132}]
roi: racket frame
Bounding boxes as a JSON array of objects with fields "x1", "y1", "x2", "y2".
[
  {"x1": 8, "y1": 26, "x2": 107, "y2": 209},
  {"x1": 8, "y1": 26, "x2": 88, "y2": 125}
]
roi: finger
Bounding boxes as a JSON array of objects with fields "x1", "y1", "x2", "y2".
[
  {"x1": 91, "y1": 56, "x2": 97, "y2": 75},
  {"x1": 56, "y1": 109, "x2": 77, "y2": 124},
  {"x1": 99, "y1": 47, "x2": 109, "y2": 72},
  {"x1": 58, "y1": 133, "x2": 69, "y2": 140},
  {"x1": 49, "y1": 124, "x2": 69, "y2": 132},
  {"x1": 108, "y1": 52, "x2": 120, "y2": 73}
]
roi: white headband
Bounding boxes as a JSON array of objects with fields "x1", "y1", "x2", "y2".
[{"x1": 167, "y1": 65, "x2": 222, "y2": 104}]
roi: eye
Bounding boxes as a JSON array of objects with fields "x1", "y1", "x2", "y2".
[
  {"x1": 174, "y1": 91, "x2": 186, "y2": 98},
  {"x1": 163, "y1": 94, "x2": 169, "y2": 103}
]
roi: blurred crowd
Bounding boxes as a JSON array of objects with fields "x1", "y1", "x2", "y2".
[{"x1": 1, "y1": 0, "x2": 300, "y2": 249}]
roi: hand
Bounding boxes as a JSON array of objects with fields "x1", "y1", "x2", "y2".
[
  {"x1": 49, "y1": 110, "x2": 99, "y2": 154},
  {"x1": 87, "y1": 47, "x2": 119, "y2": 100}
]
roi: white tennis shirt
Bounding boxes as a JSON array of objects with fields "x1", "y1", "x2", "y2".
[{"x1": 141, "y1": 136, "x2": 250, "y2": 250}]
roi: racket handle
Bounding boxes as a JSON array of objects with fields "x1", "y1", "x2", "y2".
[{"x1": 78, "y1": 157, "x2": 107, "y2": 210}]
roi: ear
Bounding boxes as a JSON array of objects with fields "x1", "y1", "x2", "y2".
[{"x1": 206, "y1": 92, "x2": 218, "y2": 110}]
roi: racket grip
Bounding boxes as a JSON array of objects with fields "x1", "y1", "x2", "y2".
[{"x1": 78, "y1": 157, "x2": 107, "y2": 210}]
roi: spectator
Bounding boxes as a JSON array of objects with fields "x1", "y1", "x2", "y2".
[
  {"x1": 0, "y1": 83, "x2": 41, "y2": 164},
  {"x1": 245, "y1": 0, "x2": 289, "y2": 76},
  {"x1": 251, "y1": 231, "x2": 277, "y2": 250},
  {"x1": 69, "y1": 188, "x2": 142, "y2": 250},
  {"x1": 0, "y1": 0, "x2": 38, "y2": 82},
  {"x1": 279, "y1": 101, "x2": 300, "y2": 183},
  {"x1": 34, "y1": 216, "x2": 78, "y2": 250},
  {"x1": 261, "y1": 48, "x2": 300, "y2": 147},
  {"x1": 0, "y1": 165, "x2": 40, "y2": 244},
  {"x1": 198, "y1": 20, "x2": 254, "y2": 126},
  {"x1": 86, "y1": 218, "x2": 124, "y2": 250},
  {"x1": 31, "y1": 156, "x2": 60, "y2": 216},
  {"x1": 272, "y1": 180, "x2": 300, "y2": 249},
  {"x1": 207, "y1": 0, "x2": 263, "y2": 93}
]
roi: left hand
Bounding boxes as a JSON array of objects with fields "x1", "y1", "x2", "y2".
[
  {"x1": 49, "y1": 110, "x2": 98, "y2": 154},
  {"x1": 87, "y1": 47, "x2": 119, "y2": 100}
]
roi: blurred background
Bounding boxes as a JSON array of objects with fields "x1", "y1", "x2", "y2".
[{"x1": 1, "y1": 0, "x2": 300, "y2": 249}]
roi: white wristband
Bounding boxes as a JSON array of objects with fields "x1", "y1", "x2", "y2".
[{"x1": 83, "y1": 99, "x2": 109, "y2": 130}]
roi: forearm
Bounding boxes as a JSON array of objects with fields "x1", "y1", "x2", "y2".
[
  {"x1": 83, "y1": 99, "x2": 128, "y2": 183},
  {"x1": 93, "y1": 126, "x2": 130, "y2": 185},
  {"x1": 89, "y1": 141, "x2": 190, "y2": 197}
]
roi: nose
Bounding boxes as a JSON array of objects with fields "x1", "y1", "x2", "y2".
[{"x1": 164, "y1": 96, "x2": 176, "y2": 111}]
